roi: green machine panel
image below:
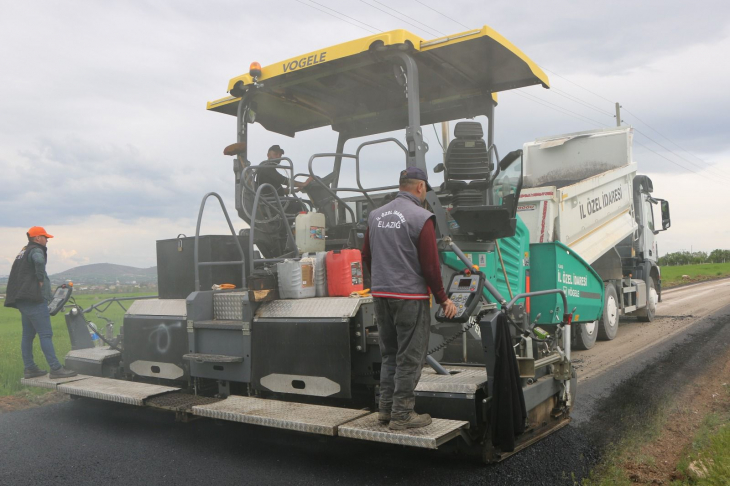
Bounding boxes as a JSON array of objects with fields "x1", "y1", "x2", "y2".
[
  {"x1": 529, "y1": 241, "x2": 604, "y2": 325},
  {"x1": 441, "y1": 217, "x2": 530, "y2": 303}
]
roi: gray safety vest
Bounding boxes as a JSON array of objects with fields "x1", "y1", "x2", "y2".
[{"x1": 367, "y1": 191, "x2": 434, "y2": 299}]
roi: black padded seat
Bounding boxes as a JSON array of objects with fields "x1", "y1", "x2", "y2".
[{"x1": 442, "y1": 121, "x2": 492, "y2": 207}]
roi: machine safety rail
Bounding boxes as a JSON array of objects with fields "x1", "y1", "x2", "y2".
[
  {"x1": 241, "y1": 159, "x2": 309, "y2": 223},
  {"x1": 248, "y1": 183, "x2": 298, "y2": 269},
  {"x1": 194, "y1": 192, "x2": 248, "y2": 291},
  {"x1": 73, "y1": 295, "x2": 158, "y2": 315}
]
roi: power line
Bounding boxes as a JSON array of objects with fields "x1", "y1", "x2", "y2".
[
  {"x1": 294, "y1": 0, "x2": 380, "y2": 34},
  {"x1": 308, "y1": 0, "x2": 383, "y2": 33},
  {"x1": 633, "y1": 128, "x2": 730, "y2": 183},
  {"x1": 632, "y1": 139, "x2": 723, "y2": 185},
  {"x1": 431, "y1": 124, "x2": 444, "y2": 150},
  {"x1": 515, "y1": 91, "x2": 609, "y2": 128},
  {"x1": 370, "y1": 0, "x2": 447, "y2": 37},
  {"x1": 511, "y1": 92, "x2": 604, "y2": 129},
  {"x1": 623, "y1": 107, "x2": 730, "y2": 178},
  {"x1": 551, "y1": 88, "x2": 615, "y2": 117},
  {"x1": 359, "y1": 0, "x2": 441, "y2": 38},
  {"x1": 413, "y1": 0, "x2": 470, "y2": 30},
  {"x1": 540, "y1": 66, "x2": 616, "y2": 105}
]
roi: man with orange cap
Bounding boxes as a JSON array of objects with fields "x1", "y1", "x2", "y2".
[{"x1": 4, "y1": 227, "x2": 77, "y2": 379}]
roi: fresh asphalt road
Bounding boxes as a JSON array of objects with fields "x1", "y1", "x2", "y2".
[{"x1": 1, "y1": 279, "x2": 729, "y2": 486}]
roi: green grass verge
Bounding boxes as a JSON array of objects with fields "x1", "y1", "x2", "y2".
[
  {"x1": 582, "y1": 396, "x2": 674, "y2": 486},
  {"x1": 0, "y1": 292, "x2": 151, "y2": 396},
  {"x1": 582, "y1": 384, "x2": 730, "y2": 485},
  {"x1": 661, "y1": 262, "x2": 730, "y2": 288},
  {"x1": 672, "y1": 383, "x2": 730, "y2": 485}
]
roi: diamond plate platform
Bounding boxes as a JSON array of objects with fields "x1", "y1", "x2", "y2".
[
  {"x1": 66, "y1": 346, "x2": 121, "y2": 363},
  {"x1": 193, "y1": 320, "x2": 249, "y2": 331},
  {"x1": 57, "y1": 377, "x2": 180, "y2": 406},
  {"x1": 146, "y1": 392, "x2": 222, "y2": 412},
  {"x1": 416, "y1": 366, "x2": 488, "y2": 394},
  {"x1": 255, "y1": 297, "x2": 372, "y2": 319},
  {"x1": 20, "y1": 374, "x2": 92, "y2": 390},
  {"x1": 338, "y1": 413, "x2": 468, "y2": 449},
  {"x1": 126, "y1": 299, "x2": 187, "y2": 317},
  {"x1": 213, "y1": 292, "x2": 247, "y2": 320},
  {"x1": 192, "y1": 396, "x2": 370, "y2": 436}
]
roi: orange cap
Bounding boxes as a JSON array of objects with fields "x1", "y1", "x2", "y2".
[{"x1": 28, "y1": 226, "x2": 54, "y2": 238}]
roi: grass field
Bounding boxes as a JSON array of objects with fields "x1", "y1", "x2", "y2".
[
  {"x1": 0, "y1": 292, "x2": 152, "y2": 396},
  {"x1": 661, "y1": 262, "x2": 730, "y2": 288}
]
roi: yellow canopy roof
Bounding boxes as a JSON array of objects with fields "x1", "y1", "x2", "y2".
[{"x1": 207, "y1": 26, "x2": 549, "y2": 137}]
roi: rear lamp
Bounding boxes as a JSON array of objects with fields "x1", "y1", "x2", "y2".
[{"x1": 250, "y1": 62, "x2": 262, "y2": 79}]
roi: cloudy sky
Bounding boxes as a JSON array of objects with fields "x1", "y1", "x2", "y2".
[{"x1": 1, "y1": 1, "x2": 729, "y2": 275}]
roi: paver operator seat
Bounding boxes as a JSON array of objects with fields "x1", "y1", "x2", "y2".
[{"x1": 443, "y1": 121, "x2": 493, "y2": 207}]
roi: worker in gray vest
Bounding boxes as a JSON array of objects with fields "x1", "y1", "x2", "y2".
[{"x1": 362, "y1": 167, "x2": 457, "y2": 430}]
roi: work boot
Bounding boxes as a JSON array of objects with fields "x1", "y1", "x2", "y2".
[
  {"x1": 49, "y1": 367, "x2": 78, "y2": 379},
  {"x1": 388, "y1": 411, "x2": 432, "y2": 430},
  {"x1": 23, "y1": 367, "x2": 47, "y2": 379},
  {"x1": 378, "y1": 410, "x2": 391, "y2": 423}
]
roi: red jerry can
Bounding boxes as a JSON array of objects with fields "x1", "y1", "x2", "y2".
[{"x1": 326, "y1": 249, "x2": 364, "y2": 297}]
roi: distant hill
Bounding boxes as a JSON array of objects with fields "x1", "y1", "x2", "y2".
[{"x1": 51, "y1": 263, "x2": 157, "y2": 285}]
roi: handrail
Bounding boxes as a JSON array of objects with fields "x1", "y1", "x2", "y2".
[
  {"x1": 248, "y1": 183, "x2": 298, "y2": 269},
  {"x1": 354, "y1": 137, "x2": 408, "y2": 198},
  {"x1": 240, "y1": 159, "x2": 307, "y2": 225},
  {"x1": 308, "y1": 153, "x2": 359, "y2": 224},
  {"x1": 76, "y1": 295, "x2": 158, "y2": 314},
  {"x1": 194, "y1": 192, "x2": 247, "y2": 291}
]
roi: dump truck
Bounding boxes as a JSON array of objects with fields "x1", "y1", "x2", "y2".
[
  {"x1": 25, "y1": 26, "x2": 615, "y2": 462},
  {"x1": 518, "y1": 127, "x2": 671, "y2": 349}
]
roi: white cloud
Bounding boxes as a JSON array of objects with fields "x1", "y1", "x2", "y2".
[{"x1": 1, "y1": 1, "x2": 729, "y2": 274}]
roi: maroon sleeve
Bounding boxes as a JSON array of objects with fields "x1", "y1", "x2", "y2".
[
  {"x1": 418, "y1": 218, "x2": 448, "y2": 304},
  {"x1": 361, "y1": 228, "x2": 371, "y2": 274}
]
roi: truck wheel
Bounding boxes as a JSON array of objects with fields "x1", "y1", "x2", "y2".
[
  {"x1": 573, "y1": 320, "x2": 598, "y2": 350},
  {"x1": 598, "y1": 284, "x2": 619, "y2": 340},
  {"x1": 637, "y1": 277, "x2": 657, "y2": 322}
]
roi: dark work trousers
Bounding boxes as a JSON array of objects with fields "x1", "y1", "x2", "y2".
[{"x1": 374, "y1": 297, "x2": 431, "y2": 421}]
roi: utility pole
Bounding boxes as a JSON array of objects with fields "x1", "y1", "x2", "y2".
[
  {"x1": 441, "y1": 121, "x2": 450, "y2": 161},
  {"x1": 615, "y1": 102, "x2": 622, "y2": 127}
]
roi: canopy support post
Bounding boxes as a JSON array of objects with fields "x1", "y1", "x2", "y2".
[{"x1": 388, "y1": 50, "x2": 451, "y2": 238}]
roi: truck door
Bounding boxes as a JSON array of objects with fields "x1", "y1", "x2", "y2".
[{"x1": 641, "y1": 194, "x2": 657, "y2": 262}]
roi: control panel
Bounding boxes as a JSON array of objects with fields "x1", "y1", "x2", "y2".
[
  {"x1": 48, "y1": 284, "x2": 73, "y2": 316},
  {"x1": 435, "y1": 271, "x2": 485, "y2": 323}
]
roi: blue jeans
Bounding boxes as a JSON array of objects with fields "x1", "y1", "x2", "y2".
[{"x1": 16, "y1": 301, "x2": 61, "y2": 371}]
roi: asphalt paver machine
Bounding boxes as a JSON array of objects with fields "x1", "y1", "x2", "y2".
[{"x1": 24, "y1": 27, "x2": 606, "y2": 462}]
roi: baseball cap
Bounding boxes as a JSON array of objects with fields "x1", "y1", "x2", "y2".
[
  {"x1": 400, "y1": 166, "x2": 432, "y2": 191},
  {"x1": 268, "y1": 144, "x2": 285, "y2": 155},
  {"x1": 28, "y1": 226, "x2": 53, "y2": 238}
]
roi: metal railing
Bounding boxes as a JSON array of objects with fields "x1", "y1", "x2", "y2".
[
  {"x1": 194, "y1": 192, "x2": 247, "y2": 291},
  {"x1": 248, "y1": 183, "x2": 298, "y2": 269}
]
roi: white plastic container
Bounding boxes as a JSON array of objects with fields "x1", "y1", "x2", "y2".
[
  {"x1": 277, "y1": 258, "x2": 316, "y2": 299},
  {"x1": 295, "y1": 212, "x2": 326, "y2": 254},
  {"x1": 301, "y1": 252, "x2": 328, "y2": 296}
]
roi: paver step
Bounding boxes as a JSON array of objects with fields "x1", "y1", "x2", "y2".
[{"x1": 192, "y1": 395, "x2": 369, "y2": 436}]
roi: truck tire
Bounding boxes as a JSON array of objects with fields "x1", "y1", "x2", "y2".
[
  {"x1": 573, "y1": 320, "x2": 598, "y2": 350},
  {"x1": 598, "y1": 284, "x2": 619, "y2": 340},
  {"x1": 637, "y1": 277, "x2": 657, "y2": 322}
]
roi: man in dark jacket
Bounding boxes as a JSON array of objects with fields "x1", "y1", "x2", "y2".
[
  {"x1": 361, "y1": 167, "x2": 457, "y2": 430},
  {"x1": 4, "y1": 227, "x2": 77, "y2": 379}
]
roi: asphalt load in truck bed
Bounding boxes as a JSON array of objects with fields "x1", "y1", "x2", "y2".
[{"x1": 1, "y1": 305, "x2": 729, "y2": 486}]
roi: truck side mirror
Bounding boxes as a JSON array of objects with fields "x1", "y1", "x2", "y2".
[
  {"x1": 499, "y1": 149, "x2": 523, "y2": 171},
  {"x1": 660, "y1": 199, "x2": 671, "y2": 230},
  {"x1": 433, "y1": 163, "x2": 445, "y2": 173}
]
